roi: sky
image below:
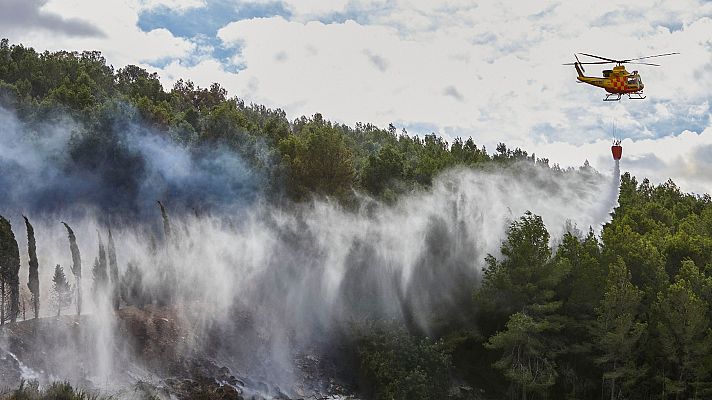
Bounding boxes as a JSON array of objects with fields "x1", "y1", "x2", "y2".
[{"x1": 1, "y1": 0, "x2": 711, "y2": 194}]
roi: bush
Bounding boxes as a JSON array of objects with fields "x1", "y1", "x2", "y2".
[
  {"x1": 2, "y1": 380, "x2": 102, "y2": 400},
  {"x1": 355, "y1": 321, "x2": 451, "y2": 400}
]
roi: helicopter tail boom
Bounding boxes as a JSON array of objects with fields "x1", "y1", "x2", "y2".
[{"x1": 574, "y1": 62, "x2": 584, "y2": 78}]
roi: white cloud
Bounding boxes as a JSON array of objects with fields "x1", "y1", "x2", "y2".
[
  {"x1": 6, "y1": 0, "x2": 196, "y2": 67},
  {"x1": 139, "y1": 0, "x2": 205, "y2": 11},
  {"x1": 211, "y1": 2, "x2": 711, "y2": 140}
]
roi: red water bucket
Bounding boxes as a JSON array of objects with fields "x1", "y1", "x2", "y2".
[{"x1": 611, "y1": 145, "x2": 622, "y2": 160}]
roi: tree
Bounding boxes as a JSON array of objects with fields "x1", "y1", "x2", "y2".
[
  {"x1": 121, "y1": 262, "x2": 147, "y2": 307},
  {"x1": 0, "y1": 215, "x2": 20, "y2": 324},
  {"x1": 485, "y1": 312, "x2": 559, "y2": 400},
  {"x1": 91, "y1": 233, "x2": 108, "y2": 299},
  {"x1": 552, "y1": 229, "x2": 605, "y2": 398},
  {"x1": 361, "y1": 145, "x2": 404, "y2": 196},
  {"x1": 107, "y1": 228, "x2": 120, "y2": 310},
  {"x1": 476, "y1": 212, "x2": 562, "y2": 332},
  {"x1": 594, "y1": 258, "x2": 646, "y2": 400},
  {"x1": 51, "y1": 265, "x2": 72, "y2": 317},
  {"x1": 278, "y1": 117, "x2": 356, "y2": 201},
  {"x1": 654, "y1": 265, "x2": 711, "y2": 399},
  {"x1": 157, "y1": 201, "x2": 172, "y2": 241},
  {"x1": 356, "y1": 322, "x2": 451, "y2": 400},
  {"x1": 23, "y1": 216, "x2": 40, "y2": 319},
  {"x1": 62, "y1": 222, "x2": 82, "y2": 316}
]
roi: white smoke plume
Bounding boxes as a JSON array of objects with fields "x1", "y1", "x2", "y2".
[{"x1": 0, "y1": 103, "x2": 621, "y2": 395}]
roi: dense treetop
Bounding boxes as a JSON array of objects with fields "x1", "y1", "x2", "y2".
[{"x1": 0, "y1": 39, "x2": 553, "y2": 207}]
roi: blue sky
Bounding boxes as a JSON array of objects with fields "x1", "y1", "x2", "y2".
[
  {"x1": 137, "y1": 0, "x2": 290, "y2": 63},
  {"x1": 2, "y1": 0, "x2": 712, "y2": 193}
]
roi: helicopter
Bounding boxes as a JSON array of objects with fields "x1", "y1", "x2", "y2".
[{"x1": 564, "y1": 52, "x2": 678, "y2": 101}]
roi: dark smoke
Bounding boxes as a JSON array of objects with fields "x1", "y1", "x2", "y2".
[
  {"x1": 0, "y1": 103, "x2": 261, "y2": 219},
  {"x1": 23, "y1": 215, "x2": 40, "y2": 319}
]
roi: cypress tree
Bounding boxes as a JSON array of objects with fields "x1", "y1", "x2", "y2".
[
  {"x1": 92, "y1": 232, "x2": 108, "y2": 297},
  {"x1": 23, "y1": 216, "x2": 40, "y2": 319},
  {"x1": 157, "y1": 201, "x2": 171, "y2": 241},
  {"x1": 107, "y1": 228, "x2": 120, "y2": 310},
  {"x1": 0, "y1": 216, "x2": 20, "y2": 324},
  {"x1": 61, "y1": 222, "x2": 82, "y2": 316}
]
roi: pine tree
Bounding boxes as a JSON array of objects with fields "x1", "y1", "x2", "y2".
[
  {"x1": 23, "y1": 216, "x2": 40, "y2": 319},
  {"x1": 655, "y1": 264, "x2": 711, "y2": 399},
  {"x1": 485, "y1": 311, "x2": 559, "y2": 400},
  {"x1": 476, "y1": 211, "x2": 562, "y2": 333},
  {"x1": 594, "y1": 258, "x2": 646, "y2": 400},
  {"x1": 51, "y1": 264, "x2": 71, "y2": 317}
]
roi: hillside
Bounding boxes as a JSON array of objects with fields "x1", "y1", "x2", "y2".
[{"x1": 0, "y1": 41, "x2": 711, "y2": 400}]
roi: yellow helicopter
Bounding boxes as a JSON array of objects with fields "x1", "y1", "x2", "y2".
[{"x1": 565, "y1": 52, "x2": 678, "y2": 101}]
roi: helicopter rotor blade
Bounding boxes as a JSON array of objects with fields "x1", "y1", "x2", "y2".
[
  {"x1": 578, "y1": 52, "x2": 620, "y2": 63},
  {"x1": 563, "y1": 61, "x2": 614, "y2": 65},
  {"x1": 622, "y1": 52, "x2": 679, "y2": 62},
  {"x1": 626, "y1": 61, "x2": 661, "y2": 66}
]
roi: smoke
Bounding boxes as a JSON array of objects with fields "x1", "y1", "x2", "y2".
[
  {"x1": 0, "y1": 103, "x2": 621, "y2": 395},
  {"x1": 0, "y1": 104, "x2": 260, "y2": 219}
]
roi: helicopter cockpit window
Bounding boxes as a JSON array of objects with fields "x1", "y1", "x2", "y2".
[{"x1": 627, "y1": 77, "x2": 638, "y2": 85}]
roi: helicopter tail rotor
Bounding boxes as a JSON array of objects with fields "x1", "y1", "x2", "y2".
[
  {"x1": 572, "y1": 54, "x2": 585, "y2": 77},
  {"x1": 574, "y1": 54, "x2": 585, "y2": 74}
]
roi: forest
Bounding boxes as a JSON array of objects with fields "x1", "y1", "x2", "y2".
[{"x1": 0, "y1": 39, "x2": 711, "y2": 400}]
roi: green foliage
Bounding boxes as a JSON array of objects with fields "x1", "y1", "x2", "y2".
[
  {"x1": 654, "y1": 266, "x2": 712, "y2": 398},
  {"x1": 594, "y1": 258, "x2": 647, "y2": 399},
  {"x1": 361, "y1": 144, "x2": 404, "y2": 196},
  {"x1": 278, "y1": 115, "x2": 356, "y2": 200},
  {"x1": 473, "y1": 175, "x2": 712, "y2": 399},
  {"x1": 476, "y1": 211, "x2": 561, "y2": 327},
  {"x1": 485, "y1": 312, "x2": 559, "y2": 399},
  {"x1": 3, "y1": 380, "x2": 103, "y2": 400},
  {"x1": 355, "y1": 322, "x2": 451, "y2": 400},
  {"x1": 0, "y1": 39, "x2": 556, "y2": 204}
]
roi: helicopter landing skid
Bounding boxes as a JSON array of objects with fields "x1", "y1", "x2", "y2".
[{"x1": 603, "y1": 92, "x2": 646, "y2": 101}]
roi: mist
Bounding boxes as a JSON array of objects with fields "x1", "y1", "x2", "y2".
[{"x1": 0, "y1": 103, "x2": 621, "y2": 396}]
